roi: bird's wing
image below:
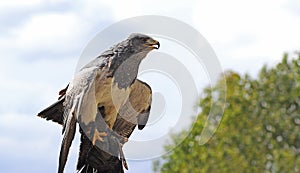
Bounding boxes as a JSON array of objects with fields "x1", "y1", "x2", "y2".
[
  {"x1": 37, "y1": 86, "x2": 69, "y2": 125},
  {"x1": 58, "y1": 111, "x2": 77, "y2": 173},
  {"x1": 111, "y1": 79, "x2": 152, "y2": 170},
  {"x1": 37, "y1": 84, "x2": 126, "y2": 173},
  {"x1": 37, "y1": 96, "x2": 65, "y2": 125},
  {"x1": 115, "y1": 79, "x2": 152, "y2": 133},
  {"x1": 58, "y1": 65, "x2": 102, "y2": 173},
  {"x1": 36, "y1": 54, "x2": 114, "y2": 173}
]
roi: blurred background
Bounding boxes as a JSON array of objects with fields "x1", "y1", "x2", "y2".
[{"x1": 0, "y1": 0, "x2": 299, "y2": 172}]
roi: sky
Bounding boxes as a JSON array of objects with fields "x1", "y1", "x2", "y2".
[{"x1": 0, "y1": 0, "x2": 300, "y2": 173}]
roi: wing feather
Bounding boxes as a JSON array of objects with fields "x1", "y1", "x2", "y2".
[
  {"x1": 58, "y1": 66, "x2": 101, "y2": 173},
  {"x1": 37, "y1": 96, "x2": 65, "y2": 125}
]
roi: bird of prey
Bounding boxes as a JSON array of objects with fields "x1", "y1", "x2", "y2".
[{"x1": 37, "y1": 33, "x2": 159, "y2": 173}]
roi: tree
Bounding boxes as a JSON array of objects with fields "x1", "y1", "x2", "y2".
[{"x1": 157, "y1": 53, "x2": 300, "y2": 172}]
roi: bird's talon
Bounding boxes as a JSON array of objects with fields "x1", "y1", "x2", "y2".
[{"x1": 92, "y1": 130, "x2": 107, "y2": 145}]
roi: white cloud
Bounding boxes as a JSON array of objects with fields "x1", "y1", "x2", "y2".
[
  {"x1": 284, "y1": 0, "x2": 300, "y2": 16},
  {"x1": 0, "y1": 56, "x2": 77, "y2": 114},
  {"x1": 193, "y1": 0, "x2": 300, "y2": 75},
  {"x1": 0, "y1": 112, "x2": 81, "y2": 173},
  {"x1": 87, "y1": 0, "x2": 197, "y2": 23},
  {"x1": 0, "y1": 113, "x2": 60, "y2": 159},
  {"x1": 18, "y1": 13, "x2": 79, "y2": 46},
  {"x1": 0, "y1": 0, "x2": 42, "y2": 8},
  {"x1": 0, "y1": 12, "x2": 87, "y2": 56}
]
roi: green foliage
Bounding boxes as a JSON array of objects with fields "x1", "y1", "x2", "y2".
[{"x1": 157, "y1": 53, "x2": 300, "y2": 173}]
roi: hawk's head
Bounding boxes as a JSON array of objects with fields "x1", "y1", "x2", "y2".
[
  {"x1": 109, "y1": 33, "x2": 160, "y2": 88},
  {"x1": 127, "y1": 33, "x2": 160, "y2": 53}
]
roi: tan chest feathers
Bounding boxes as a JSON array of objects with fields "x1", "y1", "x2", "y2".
[
  {"x1": 95, "y1": 78, "x2": 151, "y2": 129},
  {"x1": 95, "y1": 77, "x2": 130, "y2": 128}
]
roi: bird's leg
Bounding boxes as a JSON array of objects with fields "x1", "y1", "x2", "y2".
[
  {"x1": 94, "y1": 107, "x2": 128, "y2": 145},
  {"x1": 92, "y1": 129, "x2": 107, "y2": 145},
  {"x1": 77, "y1": 113, "x2": 109, "y2": 146},
  {"x1": 92, "y1": 126, "x2": 128, "y2": 145}
]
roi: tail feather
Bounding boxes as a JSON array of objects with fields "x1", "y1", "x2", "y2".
[
  {"x1": 58, "y1": 114, "x2": 77, "y2": 173},
  {"x1": 76, "y1": 128, "x2": 92, "y2": 171},
  {"x1": 37, "y1": 96, "x2": 65, "y2": 125}
]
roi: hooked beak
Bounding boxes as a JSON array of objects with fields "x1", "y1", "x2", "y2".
[{"x1": 145, "y1": 39, "x2": 160, "y2": 49}]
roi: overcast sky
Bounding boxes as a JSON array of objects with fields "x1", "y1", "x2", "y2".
[{"x1": 0, "y1": 0, "x2": 300, "y2": 173}]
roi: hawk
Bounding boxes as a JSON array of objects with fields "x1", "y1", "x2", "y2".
[{"x1": 37, "y1": 33, "x2": 160, "y2": 173}]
